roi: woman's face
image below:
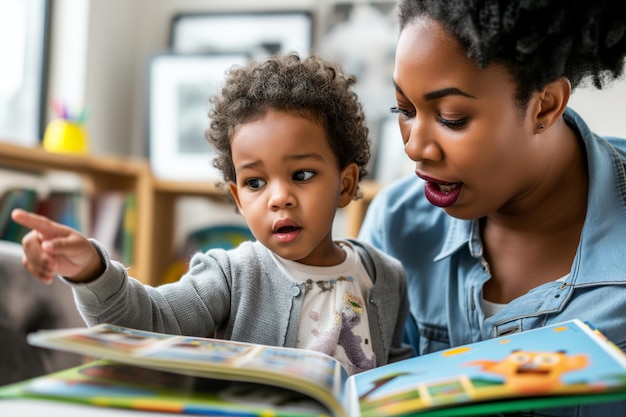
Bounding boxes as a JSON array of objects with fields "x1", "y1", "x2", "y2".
[{"x1": 393, "y1": 17, "x2": 542, "y2": 220}]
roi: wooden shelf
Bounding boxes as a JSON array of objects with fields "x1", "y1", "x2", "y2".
[
  {"x1": 345, "y1": 181, "x2": 380, "y2": 238},
  {"x1": 148, "y1": 179, "x2": 229, "y2": 284},
  {"x1": 0, "y1": 142, "x2": 380, "y2": 286},
  {"x1": 0, "y1": 142, "x2": 145, "y2": 188},
  {"x1": 153, "y1": 179, "x2": 226, "y2": 196}
]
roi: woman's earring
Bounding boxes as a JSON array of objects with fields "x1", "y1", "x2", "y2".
[{"x1": 539, "y1": 123, "x2": 545, "y2": 129}]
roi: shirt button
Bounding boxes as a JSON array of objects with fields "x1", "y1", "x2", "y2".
[{"x1": 290, "y1": 286, "x2": 301, "y2": 297}]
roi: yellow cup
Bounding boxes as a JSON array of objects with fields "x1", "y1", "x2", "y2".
[{"x1": 43, "y1": 119, "x2": 90, "y2": 154}]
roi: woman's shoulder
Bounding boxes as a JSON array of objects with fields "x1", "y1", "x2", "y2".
[
  {"x1": 605, "y1": 136, "x2": 626, "y2": 157},
  {"x1": 565, "y1": 107, "x2": 626, "y2": 157}
]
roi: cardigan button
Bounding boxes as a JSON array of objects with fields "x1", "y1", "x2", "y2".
[{"x1": 290, "y1": 286, "x2": 301, "y2": 297}]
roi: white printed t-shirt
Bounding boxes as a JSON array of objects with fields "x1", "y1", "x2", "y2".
[{"x1": 269, "y1": 240, "x2": 375, "y2": 375}]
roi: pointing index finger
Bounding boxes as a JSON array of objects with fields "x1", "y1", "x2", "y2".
[{"x1": 10, "y1": 208, "x2": 67, "y2": 238}]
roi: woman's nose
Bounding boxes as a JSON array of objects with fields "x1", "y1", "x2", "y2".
[{"x1": 402, "y1": 118, "x2": 442, "y2": 162}]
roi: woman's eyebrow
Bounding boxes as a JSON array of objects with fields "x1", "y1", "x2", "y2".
[
  {"x1": 393, "y1": 80, "x2": 477, "y2": 100},
  {"x1": 424, "y1": 87, "x2": 477, "y2": 101}
]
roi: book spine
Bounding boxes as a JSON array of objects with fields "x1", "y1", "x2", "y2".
[
  {"x1": 0, "y1": 189, "x2": 39, "y2": 242},
  {"x1": 91, "y1": 191, "x2": 125, "y2": 261},
  {"x1": 122, "y1": 193, "x2": 137, "y2": 266}
]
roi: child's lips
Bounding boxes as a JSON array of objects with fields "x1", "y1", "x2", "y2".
[
  {"x1": 273, "y1": 218, "x2": 300, "y2": 233},
  {"x1": 273, "y1": 219, "x2": 302, "y2": 243}
]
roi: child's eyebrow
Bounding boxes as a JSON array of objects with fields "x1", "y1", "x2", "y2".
[
  {"x1": 287, "y1": 153, "x2": 325, "y2": 162},
  {"x1": 234, "y1": 153, "x2": 325, "y2": 173},
  {"x1": 234, "y1": 160, "x2": 262, "y2": 173}
]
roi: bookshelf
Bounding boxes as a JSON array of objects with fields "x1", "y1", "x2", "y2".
[
  {"x1": 149, "y1": 179, "x2": 229, "y2": 285},
  {"x1": 0, "y1": 142, "x2": 377, "y2": 285},
  {"x1": 0, "y1": 141, "x2": 155, "y2": 283},
  {"x1": 345, "y1": 181, "x2": 380, "y2": 237}
]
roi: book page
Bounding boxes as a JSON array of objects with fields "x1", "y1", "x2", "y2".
[
  {"x1": 0, "y1": 360, "x2": 329, "y2": 417},
  {"x1": 347, "y1": 320, "x2": 626, "y2": 417},
  {"x1": 27, "y1": 323, "x2": 349, "y2": 417}
]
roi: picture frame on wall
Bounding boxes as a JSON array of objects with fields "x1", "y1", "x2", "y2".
[
  {"x1": 169, "y1": 10, "x2": 314, "y2": 59},
  {"x1": 147, "y1": 53, "x2": 249, "y2": 182},
  {"x1": 318, "y1": 1, "x2": 398, "y2": 182}
]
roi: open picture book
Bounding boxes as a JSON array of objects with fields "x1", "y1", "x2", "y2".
[{"x1": 2, "y1": 319, "x2": 626, "y2": 416}]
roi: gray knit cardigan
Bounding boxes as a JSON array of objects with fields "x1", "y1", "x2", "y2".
[{"x1": 69, "y1": 238, "x2": 414, "y2": 367}]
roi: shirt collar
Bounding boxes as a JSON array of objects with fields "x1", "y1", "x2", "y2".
[
  {"x1": 565, "y1": 108, "x2": 626, "y2": 284},
  {"x1": 434, "y1": 216, "x2": 474, "y2": 261}
]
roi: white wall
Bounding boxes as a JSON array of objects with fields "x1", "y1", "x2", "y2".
[{"x1": 568, "y1": 80, "x2": 626, "y2": 139}]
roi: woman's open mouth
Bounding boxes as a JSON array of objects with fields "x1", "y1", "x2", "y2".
[
  {"x1": 417, "y1": 173, "x2": 463, "y2": 208},
  {"x1": 424, "y1": 180, "x2": 463, "y2": 207}
]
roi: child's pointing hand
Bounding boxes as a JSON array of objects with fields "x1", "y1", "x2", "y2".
[{"x1": 10, "y1": 208, "x2": 104, "y2": 284}]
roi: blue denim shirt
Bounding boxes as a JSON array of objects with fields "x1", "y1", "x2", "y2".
[{"x1": 359, "y1": 108, "x2": 626, "y2": 416}]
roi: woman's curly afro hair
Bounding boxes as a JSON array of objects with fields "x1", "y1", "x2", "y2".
[
  {"x1": 398, "y1": 0, "x2": 626, "y2": 107},
  {"x1": 206, "y1": 53, "x2": 370, "y2": 199}
]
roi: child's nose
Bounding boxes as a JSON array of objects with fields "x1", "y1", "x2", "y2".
[{"x1": 268, "y1": 182, "x2": 296, "y2": 209}]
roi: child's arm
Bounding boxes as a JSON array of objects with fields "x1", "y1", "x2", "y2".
[{"x1": 10, "y1": 208, "x2": 105, "y2": 284}]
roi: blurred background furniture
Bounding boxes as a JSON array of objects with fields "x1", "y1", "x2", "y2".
[{"x1": 0, "y1": 240, "x2": 85, "y2": 386}]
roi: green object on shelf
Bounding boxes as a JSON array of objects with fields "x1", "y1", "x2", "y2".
[{"x1": 161, "y1": 224, "x2": 255, "y2": 284}]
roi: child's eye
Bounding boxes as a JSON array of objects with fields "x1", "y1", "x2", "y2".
[
  {"x1": 293, "y1": 170, "x2": 315, "y2": 182},
  {"x1": 245, "y1": 178, "x2": 266, "y2": 189}
]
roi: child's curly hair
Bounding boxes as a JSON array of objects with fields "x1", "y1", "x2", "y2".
[
  {"x1": 206, "y1": 53, "x2": 371, "y2": 199},
  {"x1": 398, "y1": 0, "x2": 626, "y2": 108}
]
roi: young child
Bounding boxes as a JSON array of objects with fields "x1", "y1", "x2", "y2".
[{"x1": 12, "y1": 53, "x2": 412, "y2": 375}]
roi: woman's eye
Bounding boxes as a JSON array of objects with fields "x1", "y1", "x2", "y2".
[
  {"x1": 390, "y1": 106, "x2": 415, "y2": 118},
  {"x1": 438, "y1": 115, "x2": 468, "y2": 129},
  {"x1": 293, "y1": 170, "x2": 315, "y2": 182},
  {"x1": 245, "y1": 178, "x2": 266, "y2": 189}
]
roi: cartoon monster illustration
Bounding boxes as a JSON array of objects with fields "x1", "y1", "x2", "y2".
[
  {"x1": 336, "y1": 293, "x2": 376, "y2": 372},
  {"x1": 467, "y1": 350, "x2": 589, "y2": 394},
  {"x1": 309, "y1": 290, "x2": 376, "y2": 374}
]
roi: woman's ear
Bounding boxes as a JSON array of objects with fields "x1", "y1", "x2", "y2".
[
  {"x1": 532, "y1": 77, "x2": 571, "y2": 133},
  {"x1": 229, "y1": 182, "x2": 244, "y2": 215},
  {"x1": 338, "y1": 163, "x2": 359, "y2": 208}
]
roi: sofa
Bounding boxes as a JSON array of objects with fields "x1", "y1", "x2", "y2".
[{"x1": 0, "y1": 240, "x2": 85, "y2": 386}]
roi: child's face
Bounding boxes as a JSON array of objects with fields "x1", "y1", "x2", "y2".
[{"x1": 229, "y1": 109, "x2": 358, "y2": 266}]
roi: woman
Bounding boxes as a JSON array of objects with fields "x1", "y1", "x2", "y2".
[{"x1": 359, "y1": 1, "x2": 626, "y2": 415}]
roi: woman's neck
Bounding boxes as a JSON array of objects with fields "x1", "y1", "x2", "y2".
[{"x1": 481, "y1": 119, "x2": 588, "y2": 303}]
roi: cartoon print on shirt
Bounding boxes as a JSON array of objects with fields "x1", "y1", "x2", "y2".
[
  {"x1": 339, "y1": 292, "x2": 376, "y2": 372},
  {"x1": 305, "y1": 276, "x2": 375, "y2": 373}
]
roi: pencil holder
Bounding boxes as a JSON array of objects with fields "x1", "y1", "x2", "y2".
[{"x1": 43, "y1": 119, "x2": 90, "y2": 154}]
